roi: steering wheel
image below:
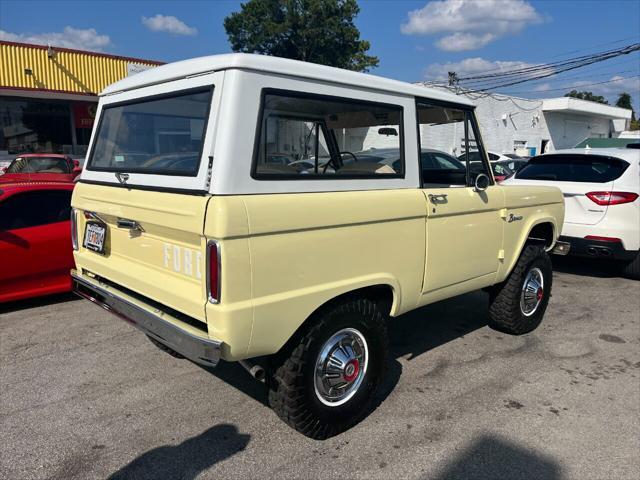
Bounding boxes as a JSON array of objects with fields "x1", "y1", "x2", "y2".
[{"x1": 340, "y1": 151, "x2": 358, "y2": 163}]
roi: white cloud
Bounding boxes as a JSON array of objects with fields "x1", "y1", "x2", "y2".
[
  {"x1": 0, "y1": 26, "x2": 111, "y2": 51},
  {"x1": 424, "y1": 57, "x2": 538, "y2": 82},
  {"x1": 142, "y1": 14, "x2": 197, "y2": 36},
  {"x1": 436, "y1": 32, "x2": 496, "y2": 52},
  {"x1": 402, "y1": 0, "x2": 543, "y2": 51}
]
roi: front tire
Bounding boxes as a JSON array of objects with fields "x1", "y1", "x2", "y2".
[
  {"x1": 267, "y1": 297, "x2": 388, "y2": 439},
  {"x1": 488, "y1": 245, "x2": 553, "y2": 335}
]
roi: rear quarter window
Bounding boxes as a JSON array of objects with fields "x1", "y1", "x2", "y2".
[{"x1": 516, "y1": 154, "x2": 629, "y2": 183}]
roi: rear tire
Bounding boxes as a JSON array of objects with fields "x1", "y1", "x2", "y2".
[
  {"x1": 488, "y1": 245, "x2": 552, "y2": 335},
  {"x1": 267, "y1": 297, "x2": 388, "y2": 440},
  {"x1": 622, "y1": 252, "x2": 640, "y2": 280}
]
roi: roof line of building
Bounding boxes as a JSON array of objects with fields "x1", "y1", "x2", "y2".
[
  {"x1": 0, "y1": 40, "x2": 164, "y2": 66},
  {"x1": 0, "y1": 85, "x2": 98, "y2": 98}
]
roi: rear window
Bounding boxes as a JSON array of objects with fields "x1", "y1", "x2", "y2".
[
  {"x1": 516, "y1": 154, "x2": 629, "y2": 183},
  {"x1": 87, "y1": 88, "x2": 212, "y2": 176}
]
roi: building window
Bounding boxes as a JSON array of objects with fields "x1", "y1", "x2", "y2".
[
  {"x1": 0, "y1": 97, "x2": 73, "y2": 155},
  {"x1": 513, "y1": 140, "x2": 527, "y2": 151}
]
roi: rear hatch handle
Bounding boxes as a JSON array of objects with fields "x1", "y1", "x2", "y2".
[{"x1": 117, "y1": 218, "x2": 145, "y2": 236}]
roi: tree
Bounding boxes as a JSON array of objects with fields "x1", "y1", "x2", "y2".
[
  {"x1": 224, "y1": 0, "x2": 379, "y2": 72},
  {"x1": 615, "y1": 92, "x2": 636, "y2": 122},
  {"x1": 564, "y1": 90, "x2": 609, "y2": 105}
]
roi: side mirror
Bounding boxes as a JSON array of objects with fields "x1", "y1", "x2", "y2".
[{"x1": 474, "y1": 173, "x2": 490, "y2": 192}]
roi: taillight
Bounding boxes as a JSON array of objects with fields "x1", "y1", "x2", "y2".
[
  {"x1": 585, "y1": 191, "x2": 639, "y2": 206},
  {"x1": 207, "y1": 241, "x2": 220, "y2": 303},
  {"x1": 584, "y1": 235, "x2": 621, "y2": 243},
  {"x1": 71, "y1": 208, "x2": 78, "y2": 250}
]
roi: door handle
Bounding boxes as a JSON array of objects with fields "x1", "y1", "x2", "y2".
[
  {"x1": 117, "y1": 218, "x2": 144, "y2": 232},
  {"x1": 428, "y1": 193, "x2": 448, "y2": 204}
]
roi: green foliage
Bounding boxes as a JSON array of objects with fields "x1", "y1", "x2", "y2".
[
  {"x1": 224, "y1": 0, "x2": 379, "y2": 72},
  {"x1": 564, "y1": 90, "x2": 609, "y2": 105},
  {"x1": 616, "y1": 92, "x2": 636, "y2": 122}
]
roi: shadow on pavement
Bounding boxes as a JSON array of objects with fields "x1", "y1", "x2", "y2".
[
  {"x1": 108, "y1": 423, "x2": 250, "y2": 480},
  {"x1": 389, "y1": 290, "x2": 489, "y2": 361},
  {"x1": 551, "y1": 255, "x2": 626, "y2": 279},
  {"x1": 431, "y1": 434, "x2": 562, "y2": 479},
  {"x1": 0, "y1": 291, "x2": 80, "y2": 315}
]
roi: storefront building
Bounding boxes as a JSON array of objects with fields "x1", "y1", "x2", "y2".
[{"x1": 0, "y1": 41, "x2": 162, "y2": 160}]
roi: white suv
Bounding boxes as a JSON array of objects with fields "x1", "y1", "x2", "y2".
[{"x1": 503, "y1": 148, "x2": 639, "y2": 278}]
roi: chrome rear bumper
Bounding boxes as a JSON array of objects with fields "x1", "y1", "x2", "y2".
[{"x1": 72, "y1": 271, "x2": 221, "y2": 367}]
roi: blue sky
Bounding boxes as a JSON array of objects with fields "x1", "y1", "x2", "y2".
[{"x1": 1, "y1": 0, "x2": 639, "y2": 109}]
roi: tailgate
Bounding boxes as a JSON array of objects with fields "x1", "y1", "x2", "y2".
[
  {"x1": 557, "y1": 180, "x2": 612, "y2": 225},
  {"x1": 71, "y1": 182, "x2": 210, "y2": 322}
]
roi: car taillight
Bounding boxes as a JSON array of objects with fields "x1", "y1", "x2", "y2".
[
  {"x1": 207, "y1": 241, "x2": 220, "y2": 303},
  {"x1": 584, "y1": 235, "x2": 622, "y2": 243},
  {"x1": 71, "y1": 208, "x2": 78, "y2": 250},
  {"x1": 586, "y1": 191, "x2": 639, "y2": 206}
]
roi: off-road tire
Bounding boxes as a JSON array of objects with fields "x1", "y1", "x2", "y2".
[
  {"x1": 267, "y1": 297, "x2": 388, "y2": 440},
  {"x1": 146, "y1": 335, "x2": 185, "y2": 359},
  {"x1": 488, "y1": 245, "x2": 552, "y2": 335},
  {"x1": 622, "y1": 252, "x2": 640, "y2": 280}
]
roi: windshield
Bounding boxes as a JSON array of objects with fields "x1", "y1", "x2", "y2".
[
  {"x1": 516, "y1": 154, "x2": 629, "y2": 182},
  {"x1": 88, "y1": 88, "x2": 212, "y2": 176},
  {"x1": 7, "y1": 157, "x2": 70, "y2": 174}
]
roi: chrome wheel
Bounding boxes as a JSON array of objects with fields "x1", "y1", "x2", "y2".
[
  {"x1": 521, "y1": 267, "x2": 544, "y2": 316},
  {"x1": 314, "y1": 328, "x2": 368, "y2": 407}
]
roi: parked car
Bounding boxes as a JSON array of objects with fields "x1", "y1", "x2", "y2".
[
  {"x1": 458, "y1": 150, "x2": 511, "y2": 162},
  {"x1": 491, "y1": 162, "x2": 515, "y2": 182},
  {"x1": 0, "y1": 181, "x2": 75, "y2": 303},
  {"x1": 0, "y1": 158, "x2": 12, "y2": 173},
  {"x1": 71, "y1": 53, "x2": 566, "y2": 439},
  {"x1": 495, "y1": 158, "x2": 529, "y2": 174},
  {"x1": 0, "y1": 154, "x2": 81, "y2": 183},
  {"x1": 503, "y1": 148, "x2": 639, "y2": 278}
]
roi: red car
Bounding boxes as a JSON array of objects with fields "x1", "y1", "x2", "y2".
[
  {"x1": 0, "y1": 181, "x2": 75, "y2": 303},
  {"x1": 0, "y1": 154, "x2": 81, "y2": 184}
]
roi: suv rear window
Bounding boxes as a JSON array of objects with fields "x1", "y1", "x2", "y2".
[
  {"x1": 516, "y1": 154, "x2": 629, "y2": 183},
  {"x1": 87, "y1": 88, "x2": 212, "y2": 176}
]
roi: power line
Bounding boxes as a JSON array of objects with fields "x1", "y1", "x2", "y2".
[
  {"x1": 499, "y1": 74, "x2": 640, "y2": 96},
  {"x1": 461, "y1": 45, "x2": 640, "y2": 91},
  {"x1": 457, "y1": 43, "x2": 639, "y2": 82},
  {"x1": 447, "y1": 36, "x2": 640, "y2": 78}
]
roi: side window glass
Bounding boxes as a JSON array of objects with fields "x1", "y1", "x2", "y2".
[
  {"x1": 417, "y1": 103, "x2": 468, "y2": 187},
  {"x1": 466, "y1": 115, "x2": 492, "y2": 183},
  {"x1": 0, "y1": 191, "x2": 72, "y2": 230},
  {"x1": 255, "y1": 92, "x2": 404, "y2": 178}
]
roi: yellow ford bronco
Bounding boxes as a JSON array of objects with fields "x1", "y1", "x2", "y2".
[{"x1": 71, "y1": 54, "x2": 567, "y2": 439}]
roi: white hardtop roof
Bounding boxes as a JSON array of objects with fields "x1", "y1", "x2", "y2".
[
  {"x1": 541, "y1": 148, "x2": 639, "y2": 162},
  {"x1": 101, "y1": 53, "x2": 473, "y2": 106}
]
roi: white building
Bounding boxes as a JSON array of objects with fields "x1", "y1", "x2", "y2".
[{"x1": 422, "y1": 85, "x2": 633, "y2": 156}]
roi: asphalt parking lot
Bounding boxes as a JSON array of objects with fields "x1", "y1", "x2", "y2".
[{"x1": 1, "y1": 257, "x2": 639, "y2": 480}]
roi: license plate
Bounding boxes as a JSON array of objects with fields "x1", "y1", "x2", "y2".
[{"x1": 83, "y1": 221, "x2": 106, "y2": 254}]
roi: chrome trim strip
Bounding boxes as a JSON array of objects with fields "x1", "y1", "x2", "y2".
[{"x1": 71, "y1": 272, "x2": 221, "y2": 367}]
